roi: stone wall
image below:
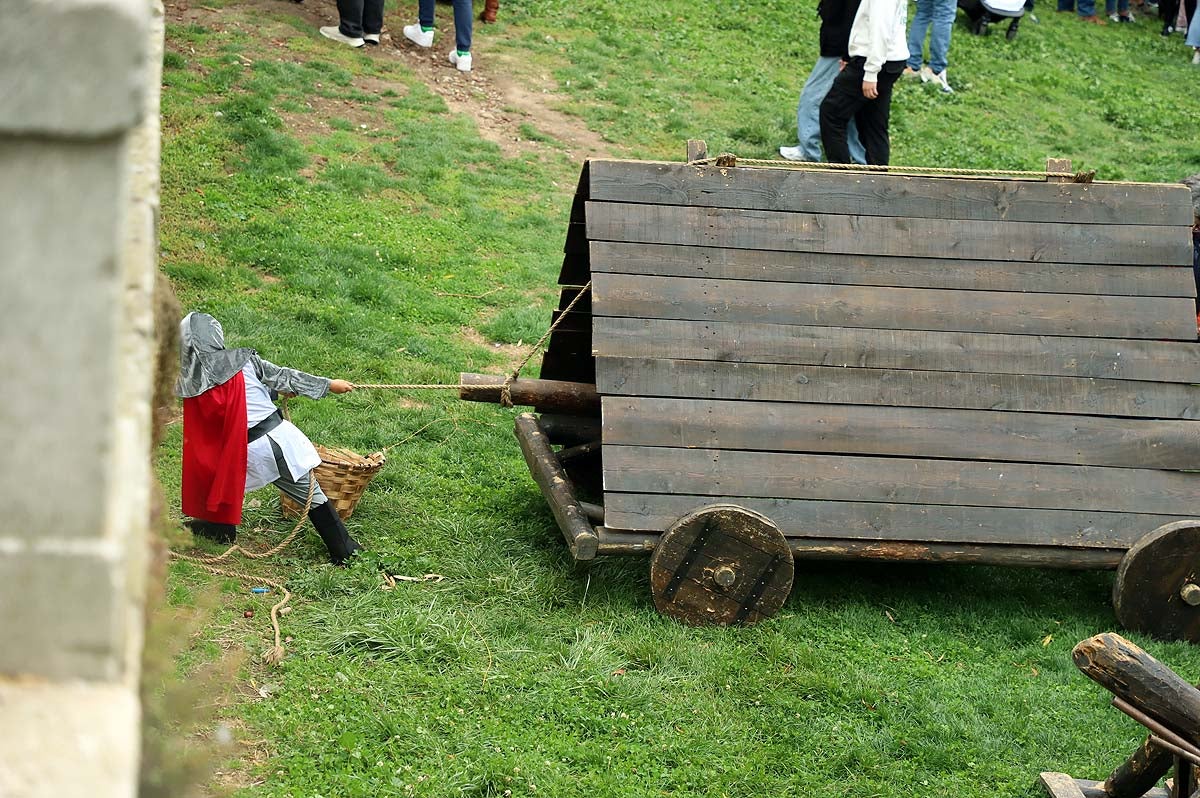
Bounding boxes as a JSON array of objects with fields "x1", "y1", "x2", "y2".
[{"x1": 0, "y1": 0, "x2": 162, "y2": 795}]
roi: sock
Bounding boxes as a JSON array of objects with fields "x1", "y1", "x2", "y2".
[
  {"x1": 421, "y1": 25, "x2": 434, "y2": 32},
  {"x1": 457, "y1": 50, "x2": 470, "y2": 56}
]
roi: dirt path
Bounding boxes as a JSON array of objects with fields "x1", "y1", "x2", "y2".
[{"x1": 165, "y1": 0, "x2": 617, "y2": 161}]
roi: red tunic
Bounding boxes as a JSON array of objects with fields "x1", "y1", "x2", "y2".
[{"x1": 181, "y1": 371, "x2": 248, "y2": 525}]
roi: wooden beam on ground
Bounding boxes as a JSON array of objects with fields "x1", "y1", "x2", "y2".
[{"x1": 1072, "y1": 633, "x2": 1200, "y2": 740}]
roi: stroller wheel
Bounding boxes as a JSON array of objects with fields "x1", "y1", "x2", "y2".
[{"x1": 1005, "y1": 21, "x2": 1019, "y2": 39}]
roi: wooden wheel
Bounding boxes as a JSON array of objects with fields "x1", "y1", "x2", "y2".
[
  {"x1": 1113, "y1": 521, "x2": 1200, "y2": 643},
  {"x1": 649, "y1": 504, "x2": 794, "y2": 626}
]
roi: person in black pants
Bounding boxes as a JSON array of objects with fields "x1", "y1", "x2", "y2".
[
  {"x1": 819, "y1": 0, "x2": 910, "y2": 165},
  {"x1": 320, "y1": 0, "x2": 385, "y2": 48}
]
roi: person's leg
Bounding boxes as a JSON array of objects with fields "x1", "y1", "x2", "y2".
[
  {"x1": 928, "y1": 0, "x2": 956, "y2": 74},
  {"x1": 452, "y1": 0, "x2": 474, "y2": 51},
  {"x1": 847, "y1": 120, "x2": 867, "y2": 165},
  {"x1": 820, "y1": 59, "x2": 867, "y2": 164},
  {"x1": 853, "y1": 69, "x2": 901, "y2": 166},
  {"x1": 336, "y1": 0, "x2": 366, "y2": 37},
  {"x1": 269, "y1": 442, "x2": 362, "y2": 565},
  {"x1": 1077, "y1": 0, "x2": 1097, "y2": 17},
  {"x1": 185, "y1": 518, "x2": 237, "y2": 544},
  {"x1": 796, "y1": 57, "x2": 842, "y2": 161},
  {"x1": 1188, "y1": 3, "x2": 1200, "y2": 43},
  {"x1": 362, "y1": 0, "x2": 384, "y2": 35},
  {"x1": 907, "y1": 0, "x2": 934, "y2": 70},
  {"x1": 418, "y1": 0, "x2": 436, "y2": 29}
]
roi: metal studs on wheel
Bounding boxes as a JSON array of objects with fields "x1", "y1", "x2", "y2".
[{"x1": 649, "y1": 504, "x2": 794, "y2": 626}]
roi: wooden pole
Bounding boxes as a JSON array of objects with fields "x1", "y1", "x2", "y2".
[
  {"x1": 538, "y1": 414, "x2": 602, "y2": 446},
  {"x1": 1072, "y1": 633, "x2": 1200, "y2": 740},
  {"x1": 1098, "y1": 735, "x2": 1173, "y2": 798},
  {"x1": 513, "y1": 413, "x2": 599, "y2": 560},
  {"x1": 459, "y1": 373, "x2": 600, "y2": 415}
]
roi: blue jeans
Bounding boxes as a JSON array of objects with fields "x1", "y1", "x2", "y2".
[
  {"x1": 1188, "y1": 6, "x2": 1200, "y2": 44},
  {"x1": 1105, "y1": 0, "x2": 1129, "y2": 13},
  {"x1": 796, "y1": 56, "x2": 866, "y2": 164},
  {"x1": 1058, "y1": 0, "x2": 1096, "y2": 14},
  {"x1": 907, "y1": 0, "x2": 956, "y2": 74},
  {"x1": 418, "y1": 0, "x2": 473, "y2": 52}
]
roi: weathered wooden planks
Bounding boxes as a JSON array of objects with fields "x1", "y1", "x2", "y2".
[
  {"x1": 587, "y1": 160, "x2": 1198, "y2": 226},
  {"x1": 595, "y1": 357, "x2": 1200, "y2": 419},
  {"x1": 602, "y1": 492, "x2": 1184, "y2": 547},
  {"x1": 602, "y1": 445, "x2": 1200, "y2": 516},
  {"x1": 590, "y1": 241, "x2": 1196, "y2": 297},
  {"x1": 585, "y1": 202, "x2": 1194, "y2": 266},
  {"x1": 592, "y1": 318, "x2": 1200, "y2": 384},
  {"x1": 601, "y1": 397, "x2": 1200, "y2": 470},
  {"x1": 591, "y1": 274, "x2": 1198, "y2": 339}
]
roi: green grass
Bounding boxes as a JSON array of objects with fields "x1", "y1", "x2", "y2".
[{"x1": 156, "y1": 3, "x2": 1200, "y2": 797}]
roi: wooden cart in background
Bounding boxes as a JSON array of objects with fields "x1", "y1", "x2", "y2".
[{"x1": 462, "y1": 146, "x2": 1200, "y2": 639}]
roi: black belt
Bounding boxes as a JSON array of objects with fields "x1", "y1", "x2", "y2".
[{"x1": 247, "y1": 409, "x2": 283, "y2": 443}]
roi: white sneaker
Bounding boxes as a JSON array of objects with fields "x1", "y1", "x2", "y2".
[
  {"x1": 779, "y1": 145, "x2": 805, "y2": 161},
  {"x1": 1193, "y1": 49, "x2": 1200, "y2": 65},
  {"x1": 363, "y1": 33, "x2": 380, "y2": 45},
  {"x1": 925, "y1": 67, "x2": 954, "y2": 93},
  {"x1": 319, "y1": 26, "x2": 364, "y2": 48},
  {"x1": 403, "y1": 23, "x2": 434, "y2": 47},
  {"x1": 449, "y1": 49, "x2": 472, "y2": 71}
]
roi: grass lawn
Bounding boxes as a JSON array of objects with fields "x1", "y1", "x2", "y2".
[{"x1": 151, "y1": 0, "x2": 1200, "y2": 796}]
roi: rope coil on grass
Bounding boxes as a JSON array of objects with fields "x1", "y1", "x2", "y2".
[{"x1": 169, "y1": 468, "x2": 317, "y2": 664}]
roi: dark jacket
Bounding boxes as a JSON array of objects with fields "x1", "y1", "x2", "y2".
[{"x1": 818, "y1": 0, "x2": 863, "y2": 58}]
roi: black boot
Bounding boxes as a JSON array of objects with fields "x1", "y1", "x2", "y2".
[
  {"x1": 185, "y1": 518, "x2": 237, "y2": 544},
  {"x1": 307, "y1": 502, "x2": 364, "y2": 565}
]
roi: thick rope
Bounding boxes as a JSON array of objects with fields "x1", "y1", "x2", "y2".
[
  {"x1": 501, "y1": 281, "x2": 592, "y2": 407},
  {"x1": 169, "y1": 468, "x2": 316, "y2": 664},
  {"x1": 348, "y1": 281, "x2": 594, "y2": 406},
  {"x1": 168, "y1": 285, "x2": 594, "y2": 662},
  {"x1": 685, "y1": 155, "x2": 1170, "y2": 185}
]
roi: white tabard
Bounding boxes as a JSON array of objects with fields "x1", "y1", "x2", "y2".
[{"x1": 241, "y1": 363, "x2": 321, "y2": 491}]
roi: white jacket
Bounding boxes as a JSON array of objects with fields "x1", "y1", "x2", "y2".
[{"x1": 847, "y1": 0, "x2": 910, "y2": 82}]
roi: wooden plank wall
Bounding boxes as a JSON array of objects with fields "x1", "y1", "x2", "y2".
[
  {"x1": 539, "y1": 162, "x2": 596, "y2": 385},
  {"x1": 586, "y1": 159, "x2": 1200, "y2": 553}
]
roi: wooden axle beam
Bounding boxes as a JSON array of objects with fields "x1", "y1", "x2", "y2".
[
  {"x1": 592, "y1": 529, "x2": 1123, "y2": 569},
  {"x1": 459, "y1": 373, "x2": 600, "y2": 416}
]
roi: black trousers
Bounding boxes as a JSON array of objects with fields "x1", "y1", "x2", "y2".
[
  {"x1": 819, "y1": 57, "x2": 904, "y2": 166},
  {"x1": 337, "y1": 0, "x2": 384, "y2": 37},
  {"x1": 1161, "y1": 0, "x2": 1196, "y2": 29}
]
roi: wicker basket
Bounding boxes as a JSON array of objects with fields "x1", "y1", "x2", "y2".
[{"x1": 280, "y1": 445, "x2": 386, "y2": 520}]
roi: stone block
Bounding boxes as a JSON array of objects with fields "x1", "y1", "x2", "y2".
[
  {"x1": 0, "y1": 138, "x2": 125, "y2": 541},
  {"x1": 0, "y1": 546, "x2": 124, "y2": 682},
  {"x1": 0, "y1": 680, "x2": 138, "y2": 798},
  {"x1": 0, "y1": 0, "x2": 149, "y2": 138}
]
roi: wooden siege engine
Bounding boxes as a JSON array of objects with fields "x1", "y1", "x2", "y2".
[{"x1": 461, "y1": 148, "x2": 1200, "y2": 633}]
